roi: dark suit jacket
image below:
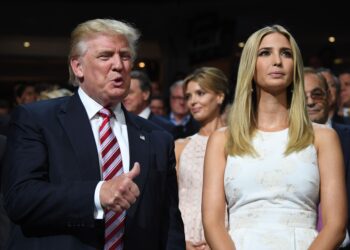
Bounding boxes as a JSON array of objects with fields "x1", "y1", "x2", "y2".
[
  {"x1": 332, "y1": 122, "x2": 350, "y2": 234},
  {"x1": 0, "y1": 134, "x2": 6, "y2": 186},
  {"x1": 0, "y1": 134, "x2": 11, "y2": 250},
  {"x1": 168, "y1": 115, "x2": 200, "y2": 140},
  {"x1": 332, "y1": 113, "x2": 350, "y2": 126},
  {"x1": 0, "y1": 114, "x2": 10, "y2": 136},
  {"x1": 148, "y1": 112, "x2": 176, "y2": 137},
  {"x1": 2, "y1": 94, "x2": 185, "y2": 250}
]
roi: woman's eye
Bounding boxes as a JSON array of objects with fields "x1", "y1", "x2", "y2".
[
  {"x1": 258, "y1": 50, "x2": 270, "y2": 56},
  {"x1": 281, "y1": 50, "x2": 293, "y2": 58}
]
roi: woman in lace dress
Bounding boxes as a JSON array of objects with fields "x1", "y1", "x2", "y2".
[
  {"x1": 175, "y1": 67, "x2": 230, "y2": 250},
  {"x1": 202, "y1": 24, "x2": 347, "y2": 250}
]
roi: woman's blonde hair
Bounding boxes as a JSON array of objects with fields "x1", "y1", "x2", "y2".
[
  {"x1": 183, "y1": 67, "x2": 230, "y2": 114},
  {"x1": 226, "y1": 24, "x2": 313, "y2": 156}
]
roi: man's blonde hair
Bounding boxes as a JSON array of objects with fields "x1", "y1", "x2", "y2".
[{"x1": 68, "y1": 18, "x2": 140, "y2": 86}]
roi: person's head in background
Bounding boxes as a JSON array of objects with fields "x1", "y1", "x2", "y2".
[
  {"x1": 123, "y1": 70, "x2": 151, "y2": 115},
  {"x1": 169, "y1": 80, "x2": 188, "y2": 123},
  {"x1": 68, "y1": 18, "x2": 140, "y2": 108},
  {"x1": 304, "y1": 67, "x2": 330, "y2": 124},
  {"x1": 14, "y1": 83, "x2": 37, "y2": 105},
  {"x1": 338, "y1": 69, "x2": 350, "y2": 115},
  {"x1": 0, "y1": 99, "x2": 11, "y2": 116},
  {"x1": 150, "y1": 95, "x2": 166, "y2": 116},
  {"x1": 37, "y1": 88, "x2": 74, "y2": 100},
  {"x1": 183, "y1": 67, "x2": 229, "y2": 126},
  {"x1": 151, "y1": 81, "x2": 161, "y2": 97},
  {"x1": 316, "y1": 67, "x2": 340, "y2": 118}
]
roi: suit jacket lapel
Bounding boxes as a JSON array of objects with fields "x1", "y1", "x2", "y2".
[
  {"x1": 57, "y1": 94, "x2": 100, "y2": 180},
  {"x1": 124, "y1": 109, "x2": 150, "y2": 219}
]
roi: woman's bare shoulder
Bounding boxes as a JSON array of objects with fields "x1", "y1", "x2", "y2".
[
  {"x1": 312, "y1": 122, "x2": 336, "y2": 136},
  {"x1": 312, "y1": 122, "x2": 339, "y2": 146},
  {"x1": 209, "y1": 126, "x2": 228, "y2": 144},
  {"x1": 175, "y1": 136, "x2": 192, "y2": 154},
  {"x1": 175, "y1": 136, "x2": 191, "y2": 145}
]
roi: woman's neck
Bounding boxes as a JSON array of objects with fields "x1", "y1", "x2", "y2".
[
  {"x1": 256, "y1": 94, "x2": 289, "y2": 131},
  {"x1": 198, "y1": 116, "x2": 224, "y2": 136}
]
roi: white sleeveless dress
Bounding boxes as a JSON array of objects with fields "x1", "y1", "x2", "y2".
[
  {"x1": 225, "y1": 129, "x2": 319, "y2": 250},
  {"x1": 178, "y1": 133, "x2": 209, "y2": 243}
]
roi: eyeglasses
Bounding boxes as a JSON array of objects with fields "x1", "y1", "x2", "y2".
[{"x1": 305, "y1": 89, "x2": 327, "y2": 101}]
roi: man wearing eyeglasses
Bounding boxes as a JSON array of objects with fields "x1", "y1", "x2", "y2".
[
  {"x1": 304, "y1": 67, "x2": 350, "y2": 249},
  {"x1": 167, "y1": 80, "x2": 200, "y2": 139},
  {"x1": 339, "y1": 70, "x2": 350, "y2": 123}
]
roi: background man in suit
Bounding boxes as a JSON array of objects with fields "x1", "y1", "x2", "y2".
[
  {"x1": 2, "y1": 18, "x2": 185, "y2": 250},
  {"x1": 150, "y1": 95, "x2": 167, "y2": 116},
  {"x1": 338, "y1": 70, "x2": 350, "y2": 125},
  {"x1": 167, "y1": 80, "x2": 200, "y2": 139},
  {"x1": 0, "y1": 134, "x2": 10, "y2": 249},
  {"x1": 123, "y1": 70, "x2": 175, "y2": 135},
  {"x1": 304, "y1": 67, "x2": 350, "y2": 249}
]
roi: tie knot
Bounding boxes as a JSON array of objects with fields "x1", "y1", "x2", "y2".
[{"x1": 99, "y1": 108, "x2": 113, "y2": 119}]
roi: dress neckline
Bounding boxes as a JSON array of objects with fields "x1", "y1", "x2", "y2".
[
  {"x1": 257, "y1": 127, "x2": 288, "y2": 134},
  {"x1": 193, "y1": 133, "x2": 209, "y2": 139}
]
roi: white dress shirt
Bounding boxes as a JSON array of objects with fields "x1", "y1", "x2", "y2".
[
  {"x1": 138, "y1": 106, "x2": 151, "y2": 119},
  {"x1": 78, "y1": 88, "x2": 130, "y2": 219}
]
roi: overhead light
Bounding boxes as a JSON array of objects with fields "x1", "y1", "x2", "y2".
[
  {"x1": 334, "y1": 58, "x2": 343, "y2": 64},
  {"x1": 23, "y1": 41, "x2": 31, "y2": 48},
  {"x1": 238, "y1": 42, "x2": 245, "y2": 48},
  {"x1": 138, "y1": 61, "x2": 146, "y2": 68},
  {"x1": 328, "y1": 36, "x2": 336, "y2": 43}
]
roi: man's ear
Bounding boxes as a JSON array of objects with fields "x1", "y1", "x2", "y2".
[
  {"x1": 70, "y1": 58, "x2": 84, "y2": 78},
  {"x1": 143, "y1": 90, "x2": 151, "y2": 102}
]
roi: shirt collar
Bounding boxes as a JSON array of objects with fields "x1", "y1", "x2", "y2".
[
  {"x1": 325, "y1": 117, "x2": 332, "y2": 128},
  {"x1": 78, "y1": 87, "x2": 124, "y2": 122},
  {"x1": 138, "y1": 106, "x2": 151, "y2": 119},
  {"x1": 170, "y1": 112, "x2": 190, "y2": 126}
]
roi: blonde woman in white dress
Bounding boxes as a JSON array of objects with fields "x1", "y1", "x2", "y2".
[
  {"x1": 175, "y1": 67, "x2": 230, "y2": 250},
  {"x1": 202, "y1": 25, "x2": 347, "y2": 250}
]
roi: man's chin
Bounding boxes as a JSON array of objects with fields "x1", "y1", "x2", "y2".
[{"x1": 311, "y1": 116, "x2": 327, "y2": 124}]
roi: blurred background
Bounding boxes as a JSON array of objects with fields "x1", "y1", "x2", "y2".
[{"x1": 0, "y1": 0, "x2": 349, "y2": 102}]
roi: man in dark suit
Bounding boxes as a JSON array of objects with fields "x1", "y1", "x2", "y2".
[
  {"x1": 2, "y1": 18, "x2": 185, "y2": 250},
  {"x1": 0, "y1": 134, "x2": 10, "y2": 249},
  {"x1": 123, "y1": 70, "x2": 176, "y2": 135},
  {"x1": 316, "y1": 67, "x2": 350, "y2": 126},
  {"x1": 167, "y1": 80, "x2": 200, "y2": 139},
  {"x1": 338, "y1": 70, "x2": 350, "y2": 125},
  {"x1": 304, "y1": 67, "x2": 350, "y2": 249}
]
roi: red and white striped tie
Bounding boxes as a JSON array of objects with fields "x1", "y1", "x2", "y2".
[{"x1": 99, "y1": 108, "x2": 125, "y2": 250}]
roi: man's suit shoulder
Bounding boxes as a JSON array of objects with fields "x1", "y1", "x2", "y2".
[
  {"x1": 333, "y1": 122, "x2": 350, "y2": 138},
  {"x1": 130, "y1": 113, "x2": 164, "y2": 131},
  {"x1": 149, "y1": 114, "x2": 171, "y2": 125},
  {"x1": 13, "y1": 96, "x2": 70, "y2": 116},
  {"x1": 332, "y1": 122, "x2": 350, "y2": 169},
  {"x1": 149, "y1": 114, "x2": 175, "y2": 132},
  {"x1": 8, "y1": 97, "x2": 71, "y2": 130},
  {"x1": 127, "y1": 112, "x2": 174, "y2": 140}
]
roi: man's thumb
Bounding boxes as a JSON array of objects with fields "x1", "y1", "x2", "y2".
[{"x1": 127, "y1": 162, "x2": 140, "y2": 179}]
